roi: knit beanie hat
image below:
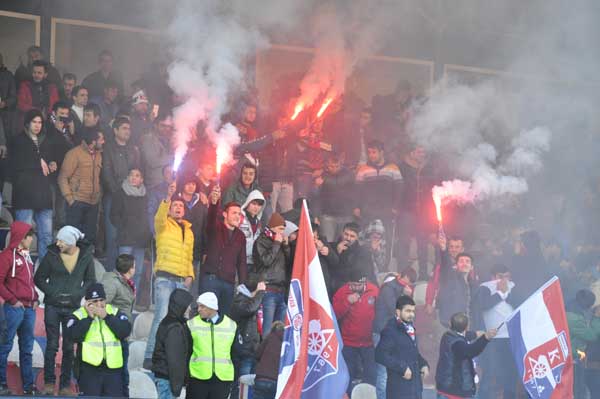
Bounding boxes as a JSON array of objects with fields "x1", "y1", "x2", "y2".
[
  {"x1": 268, "y1": 213, "x2": 286, "y2": 229},
  {"x1": 56, "y1": 225, "x2": 85, "y2": 246}
]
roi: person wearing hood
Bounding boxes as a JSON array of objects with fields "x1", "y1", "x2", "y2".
[
  {"x1": 372, "y1": 268, "x2": 416, "y2": 399},
  {"x1": 566, "y1": 289, "x2": 600, "y2": 399},
  {"x1": 331, "y1": 222, "x2": 377, "y2": 294},
  {"x1": 102, "y1": 117, "x2": 141, "y2": 270},
  {"x1": 152, "y1": 288, "x2": 194, "y2": 399},
  {"x1": 252, "y1": 213, "x2": 290, "y2": 338},
  {"x1": 34, "y1": 225, "x2": 96, "y2": 396},
  {"x1": 222, "y1": 163, "x2": 261, "y2": 207},
  {"x1": 59, "y1": 127, "x2": 105, "y2": 244},
  {"x1": 229, "y1": 281, "x2": 266, "y2": 399},
  {"x1": 239, "y1": 189, "x2": 266, "y2": 272},
  {"x1": 9, "y1": 108, "x2": 60, "y2": 260},
  {"x1": 0, "y1": 221, "x2": 39, "y2": 395},
  {"x1": 110, "y1": 167, "x2": 151, "y2": 293}
]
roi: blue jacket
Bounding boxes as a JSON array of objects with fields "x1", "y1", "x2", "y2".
[{"x1": 375, "y1": 318, "x2": 428, "y2": 399}]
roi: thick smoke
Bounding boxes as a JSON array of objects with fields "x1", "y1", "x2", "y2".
[
  {"x1": 167, "y1": 0, "x2": 312, "y2": 169},
  {"x1": 294, "y1": 0, "x2": 395, "y2": 111}
]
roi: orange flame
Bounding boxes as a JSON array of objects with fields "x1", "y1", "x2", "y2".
[
  {"x1": 316, "y1": 97, "x2": 333, "y2": 118},
  {"x1": 291, "y1": 102, "x2": 304, "y2": 120},
  {"x1": 216, "y1": 142, "x2": 228, "y2": 175},
  {"x1": 577, "y1": 350, "x2": 586, "y2": 361},
  {"x1": 433, "y1": 193, "x2": 442, "y2": 223}
]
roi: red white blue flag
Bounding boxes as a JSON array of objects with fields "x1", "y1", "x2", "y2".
[
  {"x1": 276, "y1": 201, "x2": 349, "y2": 399},
  {"x1": 506, "y1": 276, "x2": 573, "y2": 399}
]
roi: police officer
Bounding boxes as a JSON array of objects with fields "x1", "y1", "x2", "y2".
[
  {"x1": 65, "y1": 282, "x2": 131, "y2": 397},
  {"x1": 186, "y1": 292, "x2": 237, "y2": 399}
]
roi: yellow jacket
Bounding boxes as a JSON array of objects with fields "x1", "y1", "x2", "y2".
[{"x1": 154, "y1": 201, "x2": 194, "y2": 279}]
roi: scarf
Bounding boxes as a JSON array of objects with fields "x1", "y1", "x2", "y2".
[
  {"x1": 399, "y1": 320, "x2": 415, "y2": 341},
  {"x1": 121, "y1": 273, "x2": 136, "y2": 295},
  {"x1": 263, "y1": 226, "x2": 276, "y2": 240},
  {"x1": 122, "y1": 179, "x2": 147, "y2": 197}
]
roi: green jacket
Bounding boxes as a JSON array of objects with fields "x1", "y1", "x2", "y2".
[
  {"x1": 101, "y1": 271, "x2": 135, "y2": 320},
  {"x1": 566, "y1": 311, "x2": 600, "y2": 353}
]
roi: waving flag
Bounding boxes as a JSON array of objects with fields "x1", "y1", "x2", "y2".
[
  {"x1": 276, "y1": 201, "x2": 349, "y2": 399},
  {"x1": 506, "y1": 276, "x2": 573, "y2": 399}
]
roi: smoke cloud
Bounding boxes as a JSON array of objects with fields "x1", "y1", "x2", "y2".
[{"x1": 167, "y1": 0, "x2": 312, "y2": 170}]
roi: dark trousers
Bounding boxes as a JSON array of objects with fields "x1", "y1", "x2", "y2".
[
  {"x1": 77, "y1": 362, "x2": 123, "y2": 397},
  {"x1": 65, "y1": 200, "x2": 99, "y2": 244},
  {"x1": 198, "y1": 274, "x2": 234, "y2": 316},
  {"x1": 342, "y1": 345, "x2": 376, "y2": 394},
  {"x1": 585, "y1": 368, "x2": 600, "y2": 398},
  {"x1": 479, "y1": 338, "x2": 517, "y2": 399},
  {"x1": 122, "y1": 340, "x2": 129, "y2": 397},
  {"x1": 186, "y1": 376, "x2": 231, "y2": 399},
  {"x1": 44, "y1": 305, "x2": 76, "y2": 388},
  {"x1": 253, "y1": 378, "x2": 277, "y2": 399}
]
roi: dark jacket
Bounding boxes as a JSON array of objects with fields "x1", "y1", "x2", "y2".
[
  {"x1": 34, "y1": 241, "x2": 96, "y2": 308},
  {"x1": 376, "y1": 318, "x2": 429, "y2": 399},
  {"x1": 438, "y1": 250, "x2": 477, "y2": 326},
  {"x1": 398, "y1": 160, "x2": 437, "y2": 223},
  {"x1": 81, "y1": 70, "x2": 124, "y2": 99},
  {"x1": 331, "y1": 241, "x2": 376, "y2": 293},
  {"x1": 373, "y1": 278, "x2": 413, "y2": 334},
  {"x1": 316, "y1": 167, "x2": 356, "y2": 216},
  {"x1": 201, "y1": 202, "x2": 247, "y2": 285},
  {"x1": 152, "y1": 289, "x2": 194, "y2": 397},
  {"x1": 0, "y1": 65, "x2": 16, "y2": 139},
  {"x1": 255, "y1": 327, "x2": 284, "y2": 381},
  {"x1": 435, "y1": 331, "x2": 489, "y2": 397},
  {"x1": 181, "y1": 194, "x2": 208, "y2": 261},
  {"x1": 9, "y1": 130, "x2": 59, "y2": 210},
  {"x1": 318, "y1": 242, "x2": 339, "y2": 298},
  {"x1": 110, "y1": 186, "x2": 151, "y2": 247},
  {"x1": 252, "y1": 231, "x2": 290, "y2": 288},
  {"x1": 230, "y1": 289, "x2": 265, "y2": 359},
  {"x1": 101, "y1": 139, "x2": 140, "y2": 194},
  {"x1": 0, "y1": 222, "x2": 38, "y2": 305}
]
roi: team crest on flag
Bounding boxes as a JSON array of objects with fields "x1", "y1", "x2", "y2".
[
  {"x1": 277, "y1": 201, "x2": 349, "y2": 399},
  {"x1": 507, "y1": 276, "x2": 573, "y2": 399}
]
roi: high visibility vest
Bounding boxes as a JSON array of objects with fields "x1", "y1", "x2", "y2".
[
  {"x1": 187, "y1": 315, "x2": 237, "y2": 381},
  {"x1": 73, "y1": 304, "x2": 123, "y2": 369}
]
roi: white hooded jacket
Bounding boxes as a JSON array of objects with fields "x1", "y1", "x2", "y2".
[{"x1": 239, "y1": 189, "x2": 265, "y2": 265}]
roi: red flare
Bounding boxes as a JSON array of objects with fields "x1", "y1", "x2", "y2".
[
  {"x1": 291, "y1": 103, "x2": 304, "y2": 120},
  {"x1": 216, "y1": 143, "x2": 227, "y2": 175},
  {"x1": 316, "y1": 97, "x2": 333, "y2": 118},
  {"x1": 433, "y1": 193, "x2": 442, "y2": 223}
]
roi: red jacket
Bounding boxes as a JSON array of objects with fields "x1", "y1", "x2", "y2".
[
  {"x1": 333, "y1": 282, "x2": 379, "y2": 347},
  {"x1": 0, "y1": 221, "x2": 38, "y2": 305},
  {"x1": 17, "y1": 80, "x2": 59, "y2": 114}
]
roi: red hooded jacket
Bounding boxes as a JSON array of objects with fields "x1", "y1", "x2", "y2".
[
  {"x1": 0, "y1": 221, "x2": 38, "y2": 305},
  {"x1": 333, "y1": 281, "x2": 379, "y2": 347}
]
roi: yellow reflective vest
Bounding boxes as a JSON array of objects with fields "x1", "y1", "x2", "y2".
[
  {"x1": 73, "y1": 304, "x2": 123, "y2": 369},
  {"x1": 187, "y1": 315, "x2": 237, "y2": 381}
]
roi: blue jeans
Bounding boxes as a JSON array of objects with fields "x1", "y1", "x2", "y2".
[
  {"x1": 373, "y1": 333, "x2": 387, "y2": 399},
  {"x1": 261, "y1": 291, "x2": 286, "y2": 338},
  {"x1": 119, "y1": 246, "x2": 146, "y2": 291},
  {"x1": 144, "y1": 277, "x2": 188, "y2": 360},
  {"x1": 155, "y1": 377, "x2": 175, "y2": 399},
  {"x1": 253, "y1": 379, "x2": 277, "y2": 399},
  {"x1": 65, "y1": 200, "x2": 99, "y2": 244},
  {"x1": 0, "y1": 306, "x2": 35, "y2": 390},
  {"x1": 198, "y1": 274, "x2": 234, "y2": 316},
  {"x1": 104, "y1": 194, "x2": 118, "y2": 271},
  {"x1": 15, "y1": 208, "x2": 52, "y2": 261},
  {"x1": 231, "y1": 356, "x2": 256, "y2": 399}
]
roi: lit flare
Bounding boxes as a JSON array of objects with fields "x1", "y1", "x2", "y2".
[{"x1": 316, "y1": 97, "x2": 333, "y2": 118}]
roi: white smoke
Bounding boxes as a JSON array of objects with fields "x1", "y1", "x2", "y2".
[
  {"x1": 167, "y1": 0, "x2": 312, "y2": 170},
  {"x1": 294, "y1": 1, "x2": 395, "y2": 111},
  {"x1": 413, "y1": 80, "x2": 551, "y2": 205}
]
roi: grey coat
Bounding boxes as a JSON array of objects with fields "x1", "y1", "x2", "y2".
[{"x1": 102, "y1": 271, "x2": 135, "y2": 320}]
